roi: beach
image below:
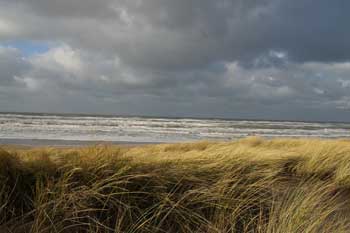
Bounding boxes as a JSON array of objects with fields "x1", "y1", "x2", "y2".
[{"x1": 0, "y1": 138, "x2": 157, "y2": 147}]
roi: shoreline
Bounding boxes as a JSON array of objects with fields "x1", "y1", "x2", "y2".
[{"x1": 0, "y1": 138, "x2": 162, "y2": 147}]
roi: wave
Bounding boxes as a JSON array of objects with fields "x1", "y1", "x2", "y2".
[{"x1": 1, "y1": 113, "x2": 350, "y2": 143}]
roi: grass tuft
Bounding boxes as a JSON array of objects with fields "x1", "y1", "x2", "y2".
[{"x1": 1, "y1": 138, "x2": 350, "y2": 232}]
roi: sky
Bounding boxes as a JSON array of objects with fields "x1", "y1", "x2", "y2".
[{"x1": 0, "y1": 0, "x2": 350, "y2": 122}]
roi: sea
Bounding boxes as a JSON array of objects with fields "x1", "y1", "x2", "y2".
[{"x1": 0, "y1": 112, "x2": 350, "y2": 146}]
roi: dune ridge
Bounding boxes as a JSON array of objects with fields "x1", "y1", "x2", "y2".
[{"x1": 1, "y1": 137, "x2": 350, "y2": 232}]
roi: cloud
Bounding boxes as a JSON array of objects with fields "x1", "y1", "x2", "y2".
[
  {"x1": 2, "y1": 0, "x2": 350, "y2": 68},
  {"x1": 0, "y1": 0, "x2": 350, "y2": 121},
  {"x1": 0, "y1": 46, "x2": 30, "y2": 86}
]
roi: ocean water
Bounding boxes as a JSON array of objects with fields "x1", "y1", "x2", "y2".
[{"x1": 0, "y1": 113, "x2": 350, "y2": 144}]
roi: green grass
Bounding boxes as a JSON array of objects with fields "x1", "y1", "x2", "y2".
[{"x1": 1, "y1": 137, "x2": 350, "y2": 232}]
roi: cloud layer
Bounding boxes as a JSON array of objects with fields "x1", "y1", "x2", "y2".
[{"x1": 0, "y1": 0, "x2": 350, "y2": 121}]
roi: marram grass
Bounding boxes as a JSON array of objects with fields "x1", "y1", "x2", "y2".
[{"x1": 1, "y1": 137, "x2": 350, "y2": 232}]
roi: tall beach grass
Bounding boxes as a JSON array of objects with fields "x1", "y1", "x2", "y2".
[{"x1": 1, "y1": 137, "x2": 350, "y2": 232}]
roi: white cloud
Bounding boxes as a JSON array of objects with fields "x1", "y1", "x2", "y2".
[
  {"x1": 14, "y1": 76, "x2": 41, "y2": 90},
  {"x1": 30, "y1": 45, "x2": 83, "y2": 74},
  {"x1": 0, "y1": 18, "x2": 18, "y2": 36}
]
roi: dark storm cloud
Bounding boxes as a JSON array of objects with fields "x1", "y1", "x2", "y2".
[
  {"x1": 3, "y1": 0, "x2": 350, "y2": 69},
  {"x1": 0, "y1": 0, "x2": 350, "y2": 121},
  {"x1": 0, "y1": 47, "x2": 30, "y2": 86}
]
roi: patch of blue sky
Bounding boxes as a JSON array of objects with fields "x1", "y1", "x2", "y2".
[{"x1": 2, "y1": 40, "x2": 50, "y2": 56}]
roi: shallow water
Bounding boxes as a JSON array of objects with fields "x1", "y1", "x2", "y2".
[{"x1": 0, "y1": 113, "x2": 349, "y2": 144}]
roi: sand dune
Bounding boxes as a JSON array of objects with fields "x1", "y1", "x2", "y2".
[{"x1": 1, "y1": 137, "x2": 350, "y2": 232}]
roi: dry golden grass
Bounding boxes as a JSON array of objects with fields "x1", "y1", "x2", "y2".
[{"x1": 1, "y1": 137, "x2": 350, "y2": 232}]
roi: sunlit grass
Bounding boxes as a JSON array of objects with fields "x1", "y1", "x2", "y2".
[{"x1": 1, "y1": 137, "x2": 350, "y2": 232}]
